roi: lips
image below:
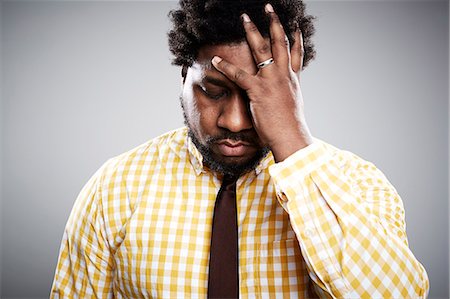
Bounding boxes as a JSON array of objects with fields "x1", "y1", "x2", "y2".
[{"x1": 217, "y1": 139, "x2": 254, "y2": 157}]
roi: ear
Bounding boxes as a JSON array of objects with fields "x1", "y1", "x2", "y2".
[{"x1": 181, "y1": 66, "x2": 188, "y2": 84}]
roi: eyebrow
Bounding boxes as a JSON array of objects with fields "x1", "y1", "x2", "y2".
[{"x1": 202, "y1": 75, "x2": 230, "y2": 88}]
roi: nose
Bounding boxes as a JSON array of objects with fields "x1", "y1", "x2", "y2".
[{"x1": 217, "y1": 92, "x2": 253, "y2": 133}]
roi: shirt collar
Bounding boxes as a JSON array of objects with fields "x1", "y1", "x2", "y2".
[{"x1": 187, "y1": 135, "x2": 205, "y2": 176}]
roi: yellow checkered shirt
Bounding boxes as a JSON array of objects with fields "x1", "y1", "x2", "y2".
[{"x1": 51, "y1": 127, "x2": 429, "y2": 298}]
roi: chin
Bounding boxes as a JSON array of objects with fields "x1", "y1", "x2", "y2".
[
  {"x1": 216, "y1": 155, "x2": 254, "y2": 166},
  {"x1": 206, "y1": 150, "x2": 269, "y2": 177}
]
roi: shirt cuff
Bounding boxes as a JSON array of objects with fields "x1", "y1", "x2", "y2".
[{"x1": 268, "y1": 140, "x2": 332, "y2": 207}]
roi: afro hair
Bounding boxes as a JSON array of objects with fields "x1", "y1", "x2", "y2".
[{"x1": 168, "y1": 0, "x2": 316, "y2": 68}]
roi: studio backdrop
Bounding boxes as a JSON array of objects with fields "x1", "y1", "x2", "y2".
[{"x1": 1, "y1": 1, "x2": 448, "y2": 298}]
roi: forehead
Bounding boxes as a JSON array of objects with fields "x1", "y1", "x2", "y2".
[{"x1": 194, "y1": 42, "x2": 258, "y2": 76}]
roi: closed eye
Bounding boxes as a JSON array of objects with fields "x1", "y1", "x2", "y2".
[{"x1": 199, "y1": 85, "x2": 228, "y2": 100}]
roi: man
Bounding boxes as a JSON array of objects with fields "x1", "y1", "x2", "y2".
[{"x1": 51, "y1": 0, "x2": 429, "y2": 298}]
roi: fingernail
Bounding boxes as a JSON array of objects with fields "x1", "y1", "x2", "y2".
[
  {"x1": 241, "y1": 13, "x2": 251, "y2": 23},
  {"x1": 265, "y1": 3, "x2": 274, "y2": 13},
  {"x1": 212, "y1": 56, "x2": 222, "y2": 64}
]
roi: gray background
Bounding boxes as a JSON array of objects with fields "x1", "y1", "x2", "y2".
[{"x1": 1, "y1": 0, "x2": 448, "y2": 298}]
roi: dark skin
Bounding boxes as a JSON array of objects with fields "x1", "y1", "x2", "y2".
[{"x1": 182, "y1": 3, "x2": 312, "y2": 170}]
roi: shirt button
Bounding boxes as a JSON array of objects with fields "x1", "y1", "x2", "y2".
[
  {"x1": 278, "y1": 192, "x2": 288, "y2": 203},
  {"x1": 304, "y1": 227, "x2": 314, "y2": 238}
]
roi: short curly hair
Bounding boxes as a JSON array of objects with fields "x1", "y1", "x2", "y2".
[{"x1": 168, "y1": 0, "x2": 316, "y2": 68}]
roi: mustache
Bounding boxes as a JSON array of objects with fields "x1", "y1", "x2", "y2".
[{"x1": 205, "y1": 130, "x2": 259, "y2": 145}]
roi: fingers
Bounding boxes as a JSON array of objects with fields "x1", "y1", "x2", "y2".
[
  {"x1": 211, "y1": 56, "x2": 256, "y2": 91},
  {"x1": 290, "y1": 25, "x2": 304, "y2": 74},
  {"x1": 241, "y1": 13, "x2": 273, "y2": 69},
  {"x1": 242, "y1": 4, "x2": 291, "y2": 72},
  {"x1": 265, "y1": 3, "x2": 289, "y2": 69}
]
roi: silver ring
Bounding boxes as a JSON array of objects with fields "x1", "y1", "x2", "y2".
[{"x1": 257, "y1": 58, "x2": 274, "y2": 69}]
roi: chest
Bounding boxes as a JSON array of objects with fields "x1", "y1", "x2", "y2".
[{"x1": 110, "y1": 177, "x2": 315, "y2": 298}]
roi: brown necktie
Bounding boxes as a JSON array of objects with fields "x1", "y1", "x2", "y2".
[{"x1": 207, "y1": 175, "x2": 239, "y2": 298}]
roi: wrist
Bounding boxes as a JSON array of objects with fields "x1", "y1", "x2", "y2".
[{"x1": 270, "y1": 130, "x2": 313, "y2": 162}]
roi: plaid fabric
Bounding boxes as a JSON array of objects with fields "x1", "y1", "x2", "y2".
[{"x1": 51, "y1": 127, "x2": 428, "y2": 298}]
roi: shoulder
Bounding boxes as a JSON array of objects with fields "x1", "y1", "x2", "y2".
[
  {"x1": 78, "y1": 127, "x2": 189, "y2": 204},
  {"x1": 75, "y1": 127, "x2": 188, "y2": 198},
  {"x1": 71, "y1": 127, "x2": 189, "y2": 246},
  {"x1": 314, "y1": 137, "x2": 375, "y2": 168},
  {"x1": 314, "y1": 137, "x2": 394, "y2": 188},
  {"x1": 97, "y1": 127, "x2": 188, "y2": 181}
]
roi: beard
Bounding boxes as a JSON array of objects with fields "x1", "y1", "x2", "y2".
[{"x1": 181, "y1": 97, "x2": 270, "y2": 177}]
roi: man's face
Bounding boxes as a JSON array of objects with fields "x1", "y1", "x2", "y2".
[{"x1": 181, "y1": 42, "x2": 269, "y2": 177}]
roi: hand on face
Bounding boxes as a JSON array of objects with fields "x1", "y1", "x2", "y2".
[{"x1": 211, "y1": 3, "x2": 313, "y2": 162}]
